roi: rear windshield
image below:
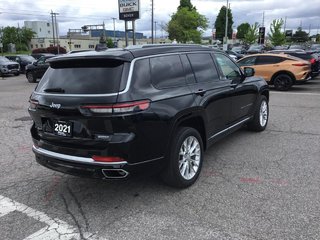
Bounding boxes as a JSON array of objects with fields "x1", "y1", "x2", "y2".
[{"x1": 36, "y1": 59, "x2": 125, "y2": 94}]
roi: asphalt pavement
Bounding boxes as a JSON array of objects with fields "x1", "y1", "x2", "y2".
[{"x1": 0, "y1": 74, "x2": 320, "y2": 240}]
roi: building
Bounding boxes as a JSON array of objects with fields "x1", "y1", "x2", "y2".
[
  {"x1": 27, "y1": 22, "x2": 170, "y2": 51},
  {"x1": 24, "y1": 21, "x2": 58, "y2": 39}
]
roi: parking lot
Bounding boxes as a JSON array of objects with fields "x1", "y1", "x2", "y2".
[{"x1": 0, "y1": 74, "x2": 320, "y2": 240}]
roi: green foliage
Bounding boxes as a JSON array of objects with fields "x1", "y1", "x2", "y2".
[
  {"x1": 178, "y1": 0, "x2": 196, "y2": 10},
  {"x1": 0, "y1": 26, "x2": 35, "y2": 52},
  {"x1": 292, "y1": 27, "x2": 309, "y2": 42},
  {"x1": 214, "y1": 6, "x2": 234, "y2": 41},
  {"x1": 244, "y1": 22, "x2": 259, "y2": 44},
  {"x1": 268, "y1": 19, "x2": 286, "y2": 46},
  {"x1": 167, "y1": 7, "x2": 208, "y2": 43},
  {"x1": 236, "y1": 23, "x2": 250, "y2": 40},
  {"x1": 106, "y1": 38, "x2": 115, "y2": 48}
]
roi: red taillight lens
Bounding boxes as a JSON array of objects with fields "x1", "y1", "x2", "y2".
[
  {"x1": 29, "y1": 99, "x2": 39, "y2": 109},
  {"x1": 292, "y1": 63, "x2": 309, "y2": 66},
  {"x1": 310, "y1": 58, "x2": 316, "y2": 64},
  {"x1": 92, "y1": 156, "x2": 125, "y2": 162},
  {"x1": 81, "y1": 100, "x2": 150, "y2": 114}
]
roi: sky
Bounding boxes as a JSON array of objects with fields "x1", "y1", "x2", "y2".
[{"x1": 1, "y1": 0, "x2": 320, "y2": 38}]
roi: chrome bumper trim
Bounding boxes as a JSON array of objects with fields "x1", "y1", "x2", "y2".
[{"x1": 32, "y1": 145, "x2": 128, "y2": 166}]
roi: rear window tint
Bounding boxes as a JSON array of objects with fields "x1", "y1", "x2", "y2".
[
  {"x1": 36, "y1": 59, "x2": 125, "y2": 94},
  {"x1": 150, "y1": 55, "x2": 186, "y2": 89},
  {"x1": 187, "y1": 53, "x2": 219, "y2": 82}
]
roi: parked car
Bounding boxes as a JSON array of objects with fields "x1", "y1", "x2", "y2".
[
  {"x1": 269, "y1": 50, "x2": 320, "y2": 78},
  {"x1": 31, "y1": 53, "x2": 56, "y2": 60},
  {"x1": 0, "y1": 56, "x2": 20, "y2": 77},
  {"x1": 231, "y1": 46, "x2": 247, "y2": 54},
  {"x1": 29, "y1": 44, "x2": 269, "y2": 188},
  {"x1": 237, "y1": 53, "x2": 311, "y2": 91},
  {"x1": 225, "y1": 50, "x2": 244, "y2": 61},
  {"x1": 288, "y1": 44, "x2": 305, "y2": 50},
  {"x1": 25, "y1": 54, "x2": 55, "y2": 83},
  {"x1": 247, "y1": 45, "x2": 265, "y2": 54},
  {"x1": 5, "y1": 55, "x2": 36, "y2": 73}
]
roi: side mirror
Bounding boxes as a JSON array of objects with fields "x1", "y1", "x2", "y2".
[
  {"x1": 33, "y1": 61, "x2": 38, "y2": 66},
  {"x1": 244, "y1": 67, "x2": 255, "y2": 77}
]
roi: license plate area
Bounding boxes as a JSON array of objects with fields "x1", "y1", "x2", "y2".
[{"x1": 53, "y1": 121, "x2": 73, "y2": 137}]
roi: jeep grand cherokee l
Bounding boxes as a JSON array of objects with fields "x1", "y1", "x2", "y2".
[{"x1": 28, "y1": 45, "x2": 269, "y2": 188}]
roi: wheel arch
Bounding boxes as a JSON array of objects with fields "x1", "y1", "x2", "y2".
[
  {"x1": 172, "y1": 114, "x2": 207, "y2": 151},
  {"x1": 270, "y1": 71, "x2": 296, "y2": 85}
]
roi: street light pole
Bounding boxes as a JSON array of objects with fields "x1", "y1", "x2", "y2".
[
  {"x1": 151, "y1": 0, "x2": 154, "y2": 44},
  {"x1": 224, "y1": 0, "x2": 229, "y2": 49},
  {"x1": 112, "y1": 17, "x2": 116, "y2": 43}
]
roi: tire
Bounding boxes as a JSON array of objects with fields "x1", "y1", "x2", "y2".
[
  {"x1": 26, "y1": 72, "x2": 36, "y2": 83},
  {"x1": 248, "y1": 96, "x2": 269, "y2": 132},
  {"x1": 273, "y1": 74, "x2": 293, "y2": 91},
  {"x1": 161, "y1": 127, "x2": 203, "y2": 188}
]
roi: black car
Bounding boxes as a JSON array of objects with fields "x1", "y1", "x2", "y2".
[
  {"x1": 28, "y1": 44, "x2": 269, "y2": 188},
  {"x1": 6, "y1": 55, "x2": 36, "y2": 73},
  {"x1": 0, "y1": 56, "x2": 20, "y2": 77},
  {"x1": 25, "y1": 55, "x2": 55, "y2": 83}
]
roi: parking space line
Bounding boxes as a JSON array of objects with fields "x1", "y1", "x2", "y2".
[
  {"x1": 271, "y1": 92, "x2": 320, "y2": 96},
  {"x1": 0, "y1": 195, "x2": 99, "y2": 240}
]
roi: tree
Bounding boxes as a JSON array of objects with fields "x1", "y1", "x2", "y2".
[
  {"x1": 106, "y1": 38, "x2": 115, "y2": 48},
  {"x1": 178, "y1": 0, "x2": 196, "y2": 10},
  {"x1": 292, "y1": 27, "x2": 309, "y2": 42},
  {"x1": 214, "y1": 6, "x2": 234, "y2": 42},
  {"x1": 1, "y1": 26, "x2": 34, "y2": 51},
  {"x1": 167, "y1": 5, "x2": 208, "y2": 43},
  {"x1": 236, "y1": 23, "x2": 250, "y2": 40},
  {"x1": 244, "y1": 22, "x2": 259, "y2": 44},
  {"x1": 268, "y1": 19, "x2": 286, "y2": 46}
]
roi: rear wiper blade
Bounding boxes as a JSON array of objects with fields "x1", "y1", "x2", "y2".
[{"x1": 44, "y1": 87, "x2": 65, "y2": 93}]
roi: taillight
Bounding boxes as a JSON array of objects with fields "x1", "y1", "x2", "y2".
[
  {"x1": 92, "y1": 156, "x2": 125, "y2": 162},
  {"x1": 292, "y1": 63, "x2": 309, "y2": 66},
  {"x1": 310, "y1": 58, "x2": 316, "y2": 64},
  {"x1": 29, "y1": 99, "x2": 39, "y2": 109},
  {"x1": 81, "y1": 100, "x2": 150, "y2": 114}
]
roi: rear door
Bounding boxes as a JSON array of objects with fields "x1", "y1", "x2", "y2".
[
  {"x1": 181, "y1": 52, "x2": 233, "y2": 138},
  {"x1": 254, "y1": 56, "x2": 285, "y2": 80}
]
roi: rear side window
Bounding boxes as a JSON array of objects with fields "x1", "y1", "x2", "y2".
[
  {"x1": 256, "y1": 56, "x2": 285, "y2": 65},
  {"x1": 238, "y1": 56, "x2": 257, "y2": 66},
  {"x1": 36, "y1": 59, "x2": 125, "y2": 94},
  {"x1": 187, "y1": 53, "x2": 219, "y2": 82},
  {"x1": 150, "y1": 55, "x2": 186, "y2": 89}
]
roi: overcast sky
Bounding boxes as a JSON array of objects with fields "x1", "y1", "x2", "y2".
[{"x1": 1, "y1": 0, "x2": 320, "y2": 37}]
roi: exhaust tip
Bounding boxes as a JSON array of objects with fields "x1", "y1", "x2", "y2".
[{"x1": 102, "y1": 169, "x2": 129, "y2": 179}]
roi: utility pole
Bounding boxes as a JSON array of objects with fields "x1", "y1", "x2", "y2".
[
  {"x1": 54, "y1": 12, "x2": 59, "y2": 54},
  {"x1": 284, "y1": 16, "x2": 287, "y2": 32},
  {"x1": 17, "y1": 23, "x2": 21, "y2": 51},
  {"x1": 112, "y1": 17, "x2": 117, "y2": 43},
  {"x1": 51, "y1": 10, "x2": 55, "y2": 47},
  {"x1": 224, "y1": 0, "x2": 229, "y2": 49},
  {"x1": 151, "y1": 0, "x2": 154, "y2": 44},
  {"x1": 154, "y1": 21, "x2": 157, "y2": 43}
]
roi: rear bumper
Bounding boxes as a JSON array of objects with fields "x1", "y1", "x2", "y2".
[
  {"x1": 33, "y1": 145, "x2": 164, "y2": 179},
  {"x1": 295, "y1": 73, "x2": 312, "y2": 84}
]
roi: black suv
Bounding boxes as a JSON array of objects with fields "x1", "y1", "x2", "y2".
[
  {"x1": 25, "y1": 54, "x2": 55, "y2": 82},
  {"x1": 29, "y1": 45, "x2": 269, "y2": 188}
]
